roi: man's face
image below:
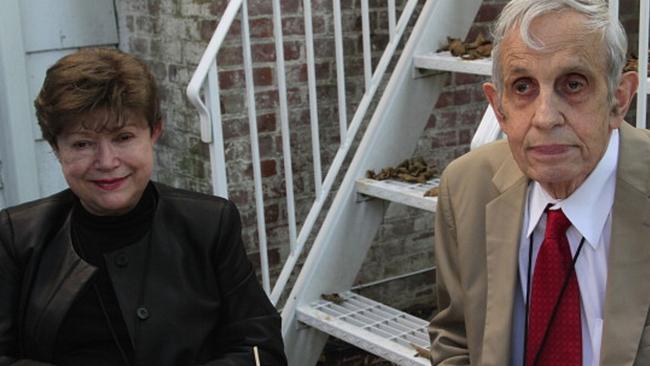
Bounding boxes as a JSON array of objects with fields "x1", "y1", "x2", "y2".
[
  {"x1": 483, "y1": 10, "x2": 636, "y2": 198},
  {"x1": 56, "y1": 109, "x2": 162, "y2": 216}
]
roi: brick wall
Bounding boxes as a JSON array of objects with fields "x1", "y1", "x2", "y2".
[{"x1": 115, "y1": 0, "x2": 641, "y2": 314}]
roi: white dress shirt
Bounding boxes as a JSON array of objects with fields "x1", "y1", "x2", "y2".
[{"x1": 510, "y1": 129, "x2": 619, "y2": 366}]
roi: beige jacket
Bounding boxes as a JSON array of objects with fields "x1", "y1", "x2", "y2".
[{"x1": 429, "y1": 122, "x2": 650, "y2": 366}]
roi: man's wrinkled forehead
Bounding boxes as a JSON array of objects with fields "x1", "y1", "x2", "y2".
[{"x1": 499, "y1": 11, "x2": 607, "y2": 72}]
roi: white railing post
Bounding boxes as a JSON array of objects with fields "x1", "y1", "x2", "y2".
[
  {"x1": 333, "y1": 0, "x2": 348, "y2": 143},
  {"x1": 361, "y1": 0, "x2": 372, "y2": 91},
  {"x1": 303, "y1": 0, "x2": 323, "y2": 197},
  {"x1": 271, "y1": 0, "x2": 298, "y2": 252},
  {"x1": 388, "y1": 0, "x2": 397, "y2": 43},
  {"x1": 609, "y1": 0, "x2": 619, "y2": 21},
  {"x1": 206, "y1": 64, "x2": 229, "y2": 198},
  {"x1": 638, "y1": 0, "x2": 649, "y2": 128},
  {"x1": 241, "y1": 0, "x2": 271, "y2": 294}
]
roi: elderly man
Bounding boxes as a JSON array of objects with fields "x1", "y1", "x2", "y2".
[{"x1": 428, "y1": 0, "x2": 647, "y2": 365}]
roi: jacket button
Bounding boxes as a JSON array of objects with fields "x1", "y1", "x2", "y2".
[
  {"x1": 114, "y1": 253, "x2": 128, "y2": 268},
  {"x1": 136, "y1": 306, "x2": 150, "y2": 320}
]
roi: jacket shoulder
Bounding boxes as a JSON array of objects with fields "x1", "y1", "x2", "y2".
[
  {"x1": 441, "y1": 140, "x2": 511, "y2": 184},
  {"x1": 0, "y1": 190, "x2": 74, "y2": 255},
  {"x1": 152, "y1": 182, "x2": 239, "y2": 228},
  {"x1": 153, "y1": 182, "x2": 232, "y2": 210}
]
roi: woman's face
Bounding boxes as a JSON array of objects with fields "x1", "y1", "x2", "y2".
[{"x1": 55, "y1": 110, "x2": 162, "y2": 216}]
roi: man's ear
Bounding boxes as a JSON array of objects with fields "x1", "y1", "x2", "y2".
[
  {"x1": 483, "y1": 82, "x2": 506, "y2": 126},
  {"x1": 610, "y1": 71, "x2": 638, "y2": 128}
]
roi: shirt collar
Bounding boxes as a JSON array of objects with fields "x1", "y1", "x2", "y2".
[{"x1": 526, "y1": 129, "x2": 619, "y2": 248}]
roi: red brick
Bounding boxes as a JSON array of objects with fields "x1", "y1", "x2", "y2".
[
  {"x1": 459, "y1": 108, "x2": 484, "y2": 127},
  {"x1": 258, "y1": 134, "x2": 277, "y2": 157},
  {"x1": 435, "y1": 91, "x2": 454, "y2": 109},
  {"x1": 199, "y1": 19, "x2": 218, "y2": 42},
  {"x1": 260, "y1": 159, "x2": 277, "y2": 177},
  {"x1": 432, "y1": 131, "x2": 457, "y2": 148},
  {"x1": 258, "y1": 113, "x2": 277, "y2": 132},
  {"x1": 474, "y1": 3, "x2": 505, "y2": 22},
  {"x1": 282, "y1": 17, "x2": 304, "y2": 36},
  {"x1": 217, "y1": 46, "x2": 244, "y2": 66},
  {"x1": 264, "y1": 203, "x2": 280, "y2": 224},
  {"x1": 453, "y1": 89, "x2": 472, "y2": 105},
  {"x1": 219, "y1": 69, "x2": 244, "y2": 90},
  {"x1": 209, "y1": 0, "x2": 228, "y2": 16},
  {"x1": 437, "y1": 110, "x2": 457, "y2": 129},
  {"x1": 454, "y1": 73, "x2": 485, "y2": 86},
  {"x1": 255, "y1": 90, "x2": 278, "y2": 110},
  {"x1": 250, "y1": 18, "x2": 273, "y2": 38},
  {"x1": 459, "y1": 129, "x2": 472, "y2": 145},
  {"x1": 426, "y1": 114, "x2": 436, "y2": 129},
  {"x1": 254, "y1": 67, "x2": 274, "y2": 86},
  {"x1": 313, "y1": 0, "x2": 333, "y2": 13}
]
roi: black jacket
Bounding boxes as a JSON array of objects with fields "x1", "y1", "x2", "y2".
[{"x1": 0, "y1": 183, "x2": 286, "y2": 366}]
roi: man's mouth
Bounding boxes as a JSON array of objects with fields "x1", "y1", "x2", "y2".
[{"x1": 529, "y1": 144, "x2": 570, "y2": 155}]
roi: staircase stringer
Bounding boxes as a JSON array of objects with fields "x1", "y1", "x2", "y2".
[{"x1": 280, "y1": 1, "x2": 485, "y2": 365}]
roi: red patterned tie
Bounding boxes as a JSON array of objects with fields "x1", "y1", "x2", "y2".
[{"x1": 526, "y1": 209, "x2": 582, "y2": 366}]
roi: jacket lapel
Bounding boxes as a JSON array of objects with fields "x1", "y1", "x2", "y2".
[
  {"x1": 23, "y1": 211, "x2": 96, "y2": 359},
  {"x1": 482, "y1": 156, "x2": 528, "y2": 365},
  {"x1": 600, "y1": 123, "x2": 650, "y2": 366}
]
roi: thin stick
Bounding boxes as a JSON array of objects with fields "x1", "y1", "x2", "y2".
[{"x1": 253, "y1": 346, "x2": 261, "y2": 366}]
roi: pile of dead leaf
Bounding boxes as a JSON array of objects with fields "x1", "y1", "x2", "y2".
[
  {"x1": 366, "y1": 157, "x2": 436, "y2": 184},
  {"x1": 437, "y1": 32, "x2": 493, "y2": 60},
  {"x1": 366, "y1": 157, "x2": 439, "y2": 197}
]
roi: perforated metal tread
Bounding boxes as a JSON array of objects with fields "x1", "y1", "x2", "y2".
[
  {"x1": 356, "y1": 178, "x2": 439, "y2": 212},
  {"x1": 413, "y1": 50, "x2": 491, "y2": 76},
  {"x1": 296, "y1": 291, "x2": 431, "y2": 366}
]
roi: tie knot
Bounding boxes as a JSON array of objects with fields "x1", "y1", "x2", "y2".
[{"x1": 545, "y1": 208, "x2": 571, "y2": 238}]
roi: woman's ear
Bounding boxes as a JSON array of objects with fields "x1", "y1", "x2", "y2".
[{"x1": 151, "y1": 120, "x2": 164, "y2": 143}]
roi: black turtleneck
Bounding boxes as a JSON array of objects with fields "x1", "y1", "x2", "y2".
[{"x1": 53, "y1": 183, "x2": 156, "y2": 366}]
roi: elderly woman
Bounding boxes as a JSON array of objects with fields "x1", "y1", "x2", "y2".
[{"x1": 0, "y1": 48, "x2": 286, "y2": 366}]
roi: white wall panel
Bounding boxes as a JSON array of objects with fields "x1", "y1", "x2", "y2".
[{"x1": 21, "y1": 0, "x2": 118, "y2": 52}]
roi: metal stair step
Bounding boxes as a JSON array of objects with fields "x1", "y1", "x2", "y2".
[
  {"x1": 296, "y1": 291, "x2": 431, "y2": 366},
  {"x1": 356, "y1": 178, "x2": 439, "y2": 212},
  {"x1": 413, "y1": 50, "x2": 491, "y2": 75}
]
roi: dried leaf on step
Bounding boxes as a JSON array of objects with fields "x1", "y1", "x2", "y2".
[
  {"x1": 411, "y1": 343, "x2": 432, "y2": 359},
  {"x1": 321, "y1": 293, "x2": 345, "y2": 305}
]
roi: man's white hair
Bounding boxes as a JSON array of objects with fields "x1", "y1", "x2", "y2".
[{"x1": 491, "y1": 0, "x2": 627, "y2": 101}]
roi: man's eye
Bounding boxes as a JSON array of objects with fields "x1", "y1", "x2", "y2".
[
  {"x1": 513, "y1": 79, "x2": 533, "y2": 95},
  {"x1": 566, "y1": 79, "x2": 584, "y2": 92}
]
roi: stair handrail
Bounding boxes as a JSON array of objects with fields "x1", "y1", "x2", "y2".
[{"x1": 186, "y1": 0, "x2": 421, "y2": 304}]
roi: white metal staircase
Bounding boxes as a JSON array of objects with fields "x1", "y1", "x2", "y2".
[{"x1": 186, "y1": 0, "x2": 649, "y2": 365}]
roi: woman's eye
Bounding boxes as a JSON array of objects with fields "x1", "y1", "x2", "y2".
[
  {"x1": 72, "y1": 141, "x2": 92, "y2": 149},
  {"x1": 116, "y1": 133, "x2": 134, "y2": 142}
]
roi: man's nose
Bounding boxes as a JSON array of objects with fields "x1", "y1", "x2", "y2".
[
  {"x1": 94, "y1": 141, "x2": 119, "y2": 169},
  {"x1": 531, "y1": 88, "x2": 564, "y2": 129}
]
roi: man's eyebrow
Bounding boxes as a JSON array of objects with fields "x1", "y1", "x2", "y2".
[{"x1": 503, "y1": 66, "x2": 530, "y2": 79}]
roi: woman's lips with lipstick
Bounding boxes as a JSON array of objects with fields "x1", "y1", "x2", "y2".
[{"x1": 92, "y1": 177, "x2": 127, "y2": 190}]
